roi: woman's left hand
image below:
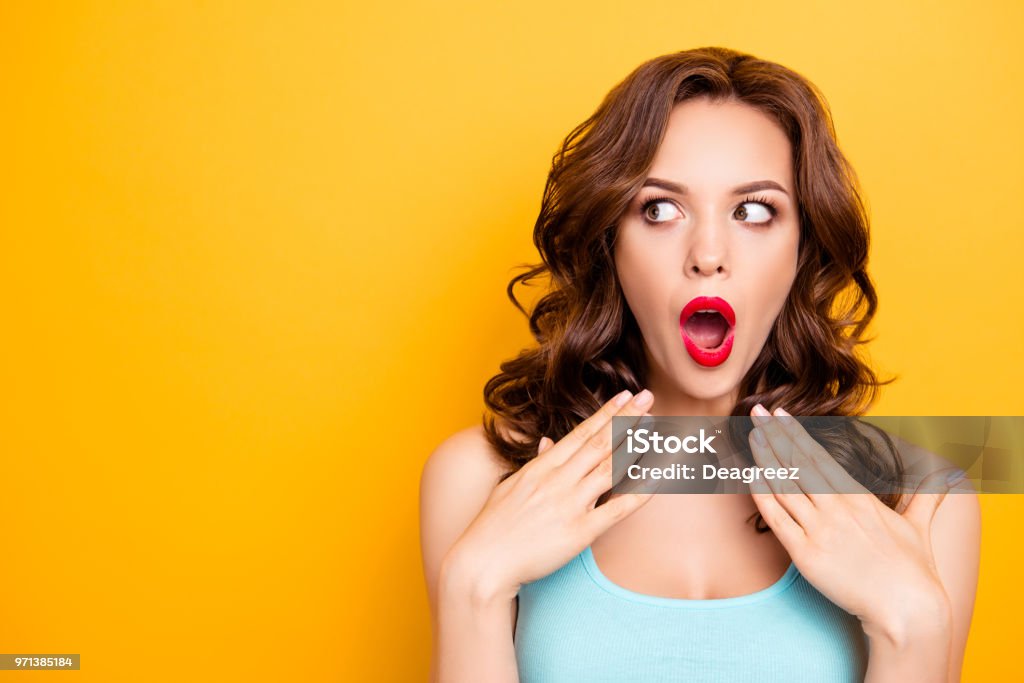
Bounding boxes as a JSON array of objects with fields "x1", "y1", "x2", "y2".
[{"x1": 747, "y1": 404, "x2": 957, "y2": 647}]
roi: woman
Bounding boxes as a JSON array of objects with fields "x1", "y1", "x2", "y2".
[{"x1": 419, "y1": 47, "x2": 980, "y2": 682}]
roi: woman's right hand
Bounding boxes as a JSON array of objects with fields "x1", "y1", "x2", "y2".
[{"x1": 441, "y1": 388, "x2": 656, "y2": 605}]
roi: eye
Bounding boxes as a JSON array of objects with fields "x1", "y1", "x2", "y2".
[
  {"x1": 641, "y1": 198, "x2": 683, "y2": 223},
  {"x1": 733, "y1": 201, "x2": 775, "y2": 225}
]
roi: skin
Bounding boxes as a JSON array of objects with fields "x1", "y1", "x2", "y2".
[
  {"x1": 614, "y1": 95, "x2": 800, "y2": 416},
  {"x1": 586, "y1": 96, "x2": 804, "y2": 612},
  {"x1": 611, "y1": 97, "x2": 979, "y2": 680},
  {"x1": 746, "y1": 406, "x2": 977, "y2": 682},
  {"x1": 419, "y1": 97, "x2": 980, "y2": 683}
]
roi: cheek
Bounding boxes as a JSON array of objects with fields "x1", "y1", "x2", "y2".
[
  {"x1": 613, "y1": 227, "x2": 673, "y2": 319},
  {"x1": 743, "y1": 238, "x2": 799, "y2": 330},
  {"x1": 767, "y1": 247, "x2": 798, "y2": 295}
]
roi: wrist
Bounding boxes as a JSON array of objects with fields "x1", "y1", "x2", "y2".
[
  {"x1": 861, "y1": 588, "x2": 952, "y2": 651},
  {"x1": 440, "y1": 546, "x2": 518, "y2": 611}
]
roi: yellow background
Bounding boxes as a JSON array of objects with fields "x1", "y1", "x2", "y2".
[{"x1": 1, "y1": 1, "x2": 1021, "y2": 680}]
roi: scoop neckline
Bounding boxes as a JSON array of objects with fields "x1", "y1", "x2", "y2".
[{"x1": 581, "y1": 545, "x2": 799, "y2": 609}]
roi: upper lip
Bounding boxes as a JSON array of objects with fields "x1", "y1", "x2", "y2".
[{"x1": 680, "y1": 296, "x2": 736, "y2": 327}]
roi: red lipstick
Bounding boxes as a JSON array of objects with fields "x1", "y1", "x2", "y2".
[{"x1": 679, "y1": 296, "x2": 736, "y2": 367}]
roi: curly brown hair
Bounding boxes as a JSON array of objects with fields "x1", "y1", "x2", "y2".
[{"x1": 482, "y1": 46, "x2": 902, "y2": 516}]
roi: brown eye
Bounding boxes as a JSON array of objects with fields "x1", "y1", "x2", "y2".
[
  {"x1": 643, "y1": 200, "x2": 682, "y2": 223},
  {"x1": 734, "y1": 201, "x2": 773, "y2": 224}
]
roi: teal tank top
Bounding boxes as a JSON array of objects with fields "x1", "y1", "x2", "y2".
[{"x1": 514, "y1": 546, "x2": 867, "y2": 682}]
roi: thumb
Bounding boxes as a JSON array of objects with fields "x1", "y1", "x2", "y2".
[
  {"x1": 902, "y1": 467, "x2": 964, "y2": 531},
  {"x1": 537, "y1": 436, "x2": 554, "y2": 454}
]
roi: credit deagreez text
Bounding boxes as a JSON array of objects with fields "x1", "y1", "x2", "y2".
[{"x1": 626, "y1": 464, "x2": 801, "y2": 484}]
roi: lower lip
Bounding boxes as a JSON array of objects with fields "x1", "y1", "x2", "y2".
[{"x1": 679, "y1": 316, "x2": 735, "y2": 367}]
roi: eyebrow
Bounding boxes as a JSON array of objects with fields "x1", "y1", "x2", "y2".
[{"x1": 642, "y1": 177, "x2": 790, "y2": 196}]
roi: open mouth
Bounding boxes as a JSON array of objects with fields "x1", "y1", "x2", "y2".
[
  {"x1": 683, "y1": 311, "x2": 731, "y2": 349},
  {"x1": 679, "y1": 297, "x2": 736, "y2": 367}
]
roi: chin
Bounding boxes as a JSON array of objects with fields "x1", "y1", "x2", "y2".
[
  {"x1": 647, "y1": 340, "x2": 755, "y2": 409},
  {"x1": 670, "y1": 362, "x2": 745, "y2": 404}
]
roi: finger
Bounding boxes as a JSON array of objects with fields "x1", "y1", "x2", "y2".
[
  {"x1": 748, "y1": 475, "x2": 806, "y2": 547},
  {"x1": 902, "y1": 467, "x2": 961, "y2": 532},
  {"x1": 578, "y1": 452, "x2": 616, "y2": 505},
  {"x1": 752, "y1": 407, "x2": 807, "y2": 475},
  {"x1": 538, "y1": 390, "x2": 634, "y2": 469},
  {"x1": 748, "y1": 417, "x2": 816, "y2": 528},
  {"x1": 772, "y1": 408, "x2": 869, "y2": 495},
  {"x1": 760, "y1": 410, "x2": 842, "y2": 505},
  {"x1": 577, "y1": 421, "x2": 653, "y2": 504},
  {"x1": 537, "y1": 436, "x2": 554, "y2": 455},
  {"x1": 584, "y1": 490, "x2": 656, "y2": 537},
  {"x1": 558, "y1": 389, "x2": 654, "y2": 481}
]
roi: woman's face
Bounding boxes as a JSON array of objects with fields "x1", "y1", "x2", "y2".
[{"x1": 614, "y1": 96, "x2": 800, "y2": 413}]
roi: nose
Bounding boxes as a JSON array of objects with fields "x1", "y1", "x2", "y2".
[{"x1": 684, "y1": 219, "x2": 729, "y2": 278}]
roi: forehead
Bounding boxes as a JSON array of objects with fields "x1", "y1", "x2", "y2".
[{"x1": 647, "y1": 97, "x2": 794, "y2": 192}]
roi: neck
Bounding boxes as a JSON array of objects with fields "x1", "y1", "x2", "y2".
[{"x1": 644, "y1": 370, "x2": 739, "y2": 417}]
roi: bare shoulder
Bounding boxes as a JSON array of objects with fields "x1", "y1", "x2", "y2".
[
  {"x1": 887, "y1": 433, "x2": 980, "y2": 512},
  {"x1": 887, "y1": 432, "x2": 980, "y2": 676},
  {"x1": 854, "y1": 421, "x2": 979, "y2": 512},
  {"x1": 895, "y1": 431, "x2": 982, "y2": 543},
  {"x1": 420, "y1": 424, "x2": 514, "y2": 495},
  {"x1": 418, "y1": 424, "x2": 518, "y2": 607},
  {"x1": 419, "y1": 423, "x2": 526, "y2": 645},
  {"x1": 855, "y1": 420, "x2": 979, "y2": 672}
]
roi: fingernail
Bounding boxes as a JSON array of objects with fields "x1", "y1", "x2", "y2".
[
  {"x1": 946, "y1": 469, "x2": 967, "y2": 486},
  {"x1": 613, "y1": 390, "x2": 632, "y2": 407},
  {"x1": 751, "y1": 427, "x2": 767, "y2": 446},
  {"x1": 773, "y1": 407, "x2": 795, "y2": 425},
  {"x1": 751, "y1": 403, "x2": 770, "y2": 424},
  {"x1": 634, "y1": 389, "x2": 654, "y2": 408}
]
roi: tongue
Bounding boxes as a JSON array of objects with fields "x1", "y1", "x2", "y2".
[{"x1": 684, "y1": 312, "x2": 729, "y2": 349}]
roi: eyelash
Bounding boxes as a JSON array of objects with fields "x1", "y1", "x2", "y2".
[{"x1": 638, "y1": 194, "x2": 780, "y2": 226}]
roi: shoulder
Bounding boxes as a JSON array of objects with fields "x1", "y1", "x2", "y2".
[
  {"x1": 879, "y1": 430, "x2": 980, "y2": 675},
  {"x1": 853, "y1": 420, "x2": 980, "y2": 513},
  {"x1": 853, "y1": 422, "x2": 980, "y2": 583},
  {"x1": 419, "y1": 424, "x2": 520, "y2": 603},
  {"x1": 419, "y1": 424, "x2": 515, "y2": 499},
  {"x1": 894, "y1": 433, "x2": 981, "y2": 552},
  {"x1": 901, "y1": 436, "x2": 980, "y2": 676},
  {"x1": 877, "y1": 428, "x2": 981, "y2": 538}
]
